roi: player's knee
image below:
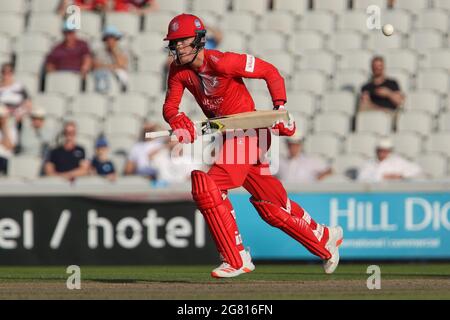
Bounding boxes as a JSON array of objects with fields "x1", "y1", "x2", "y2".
[
  {"x1": 191, "y1": 170, "x2": 225, "y2": 210},
  {"x1": 250, "y1": 197, "x2": 283, "y2": 228}
]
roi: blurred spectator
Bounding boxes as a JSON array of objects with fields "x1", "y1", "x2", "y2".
[
  {"x1": 205, "y1": 25, "x2": 223, "y2": 50},
  {"x1": 19, "y1": 108, "x2": 54, "y2": 158},
  {"x1": 93, "y1": 26, "x2": 129, "y2": 93},
  {"x1": 152, "y1": 139, "x2": 202, "y2": 185},
  {"x1": 43, "y1": 121, "x2": 89, "y2": 181},
  {"x1": 358, "y1": 56, "x2": 405, "y2": 114},
  {"x1": 358, "y1": 137, "x2": 422, "y2": 182},
  {"x1": 0, "y1": 63, "x2": 32, "y2": 124},
  {"x1": 58, "y1": 0, "x2": 107, "y2": 15},
  {"x1": 45, "y1": 22, "x2": 92, "y2": 79},
  {"x1": 0, "y1": 105, "x2": 18, "y2": 175},
  {"x1": 124, "y1": 122, "x2": 165, "y2": 180},
  {"x1": 111, "y1": 0, "x2": 159, "y2": 15},
  {"x1": 277, "y1": 134, "x2": 332, "y2": 183},
  {"x1": 90, "y1": 136, "x2": 116, "y2": 181}
]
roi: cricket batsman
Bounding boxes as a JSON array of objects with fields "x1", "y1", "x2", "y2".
[{"x1": 162, "y1": 14, "x2": 343, "y2": 278}]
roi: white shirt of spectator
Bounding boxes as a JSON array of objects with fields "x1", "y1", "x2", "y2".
[
  {"x1": 0, "y1": 122, "x2": 18, "y2": 159},
  {"x1": 358, "y1": 154, "x2": 422, "y2": 182},
  {"x1": 152, "y1": 147, "x2": 201, "y2": 184},
  {"x1": 278, "y1": 154, "x2": 329, "y2": 183},
  {"x1": 128, "y1": 140, "x2": 164, "y2": 176}
]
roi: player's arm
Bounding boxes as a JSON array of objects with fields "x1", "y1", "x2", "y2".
[
  {"x1": 221, "y1": 52, "x2": 287, "y2": 107},
  {"x1": 162, "y1": 67, "x2": 196, "y2": 143}
]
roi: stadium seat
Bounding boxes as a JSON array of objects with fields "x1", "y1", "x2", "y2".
[
  {"x1": 425, "y1": 50, "x2": 450, "y2": 70},
  {"x1": 30, "y1": 0, "x2": 61, "y2": 13},
  {"x1": 14, "y1": 33, "x2": 53, "y2": 54},
  {"x1": 45, "y1": 71, "x2": 81, "y2": 96},
  {"x1": 382, "y1": 10, "x2": 412, "y2": 34},
  {"x1": 367, "y1": 33, "x2": 403, "y2": 52},
  {"x1": 337, "y1": 12, "x2": 368, "y2": 33},
  {"x1": 321, "y1": 91, "x2": 356, "y2": 116},
  {"x1": 248, "y1": 31, "x2": 285, "y2": 54},
  {"x1": 288, "y1": 112, "x2": 310, "y2": 137},
  {"x1": 332, "y1": 153, "x2": 367, "y2": 179},
  {"x1": 392, "y1": 132, "x2": 423, "y2": 159},
  {"x1": 395, "y1": 0, "x2": 430, "y2": 12},
  {"x1": 105, "y1": 13, "x2": 140, "y2": 36},
  {"x1": 397, "y1": 111, "x2": 434, "y2": 136},
  {"x1": 345, "y1": 132, "x2": 378, "y2": 158},
  {"x1": 108, "y1": 134, "x2": 137, "y2": 155},
  {"x1": 110, "y1": 154, "x2": 127, "y2": 175},
  {"x1": 292, "y1": 70, "x2": 329, "y2": 95},
  {"x1": 356, "y1": 111, "x2": 392, "y2": 135},
  {"x1": 192, "y1": 0, "x2": 229, "y2": 16},
  {"x1": 8, "y1": 156, "x2": 42, "y2": 179},
  {"x1": 286, "y1": 91, "x2": 317, "y2": 117},
  {"x1": 217, "y1": 31, "x2": 247, "y2": 52},
  {"x1": 404, "y1": 90, "x2": 441, "y2": 115},
  {"x1": 0, "y1": 14, "x2": 25, "y2": 38},
  {"x1": 30, "y1": 176, "x2": 71, "y2": 187},
  {"x1": 262, "y1": 52, "x2": 294, "y2": 78},
  {"x1": 158, "y1": 0, "x2": 188, "y2": 13},
  {"x1": 71, "y1": 114, "x2": 102, "y2": 138},
  {"x1": 0, "y1": 0, "x2": 26, "y2": 13},
  {"x1": 299, "y1": 11, "x2": 336, "y2": 35},
  {"x1": 417, "y1": 69, "x2": 450, "y2": 95},
  {"x1": 71, "y1": 94, "x2": 109, "y2": 119},
  {"x1": 337, "y1": 50, "x2": 373, "y2": 72},
  {"x1": 0, "y1": 53, "x2": 11, "y2": 66},
  {"x1": 425, "y1": 133, "x2": 450, "y2": 157},
  {"x1": 112, "y1": 94, "x2": 149, "y2": 119},
  {"x1": 113, "y1": 176, "x2": 151, "y2": 187},
  {"x1": 0, "y1": 35, "x2": 10, "y2": 55},
  {"x1": 314, "y1": 0, "x2": 348, "y2": 12},
  {"x1": 76, "y1": 12, "x2": 102, "y2": 38},
  {"x1": 298, "y1": 50, "x2": 336, "y2": 76},
  {"x1": 144, "y1": 12, "x2": 174, "y2": 34},
  {"x1": 16, "y1": 72, "x2": 40, "y2": 97},
  {"x1": 232, "y1": 0, "x2": 268, "y2": 16},
  {"x1": 388, "y1": 69, "x2": 411, "y2": 92},
  {"x1": 220, "y1": 12, "x2": 256, "y2": 36},
  {"x1": 272, "y1": 0, "x2": 309, "y2": 16},
  {"x1": 304, "y1": 133, "x2": 342, "y2": 159},
  {"x1": 313, "y1": 112, "x2": 351, "y2": 137},
  {"x1": 129, "y1": 73, "x2": 163, "y2": 98},
  {"x1": 385, "y1": 50, "x2": 418, "y2": 75},
  {"x1": 34, "y1": 94, "x2": 68, "y2": 119},
  {"x1": 409, "y1": 30, "x2": 445, "y2": 53},
  {"x1": 258, "y1": 12, "x2": 295, "y2": 35},
  {"x1": 15, "y1": 53, "x2": 46, "y2": 74},
  {"x1": 328, "y1": 31, "x2": 363, "y2": 54},
  {"x1": 352, "y1": 0, "x2": 387, "y2": 10},
  {"x1": 333, "y1": 70, "x2": 368, "y2": 92},
  {"x1": 288, "y1": 31, "x2": 325, "y2": 55},
  {"x1": 132, "y1": 32, "x2": 167, "y2": 56},
  {"x1": 138, "y1": 52, "x2": 168, "y2": 73},
  {"x1": 417, "y1": 153, "x2": 448, "y2": 179},
  {"x1": 416, "y1": 10, "x2": 449, "y2": 33},
  {"x1": 434, "y1": 0, "x2": 450, "y2": 11},
  {"x1": 438, "y1": 112, "x2": 450, "y2": 132},
  {"x1": 28, "y1": 13, "x2": 63, "y2": 38},
  {"x1": 252, "y1": 92, "x2": 272, "y2": 109},
  {"x1": 105, "y1": 114, "x2": 142, "y2": 138}
]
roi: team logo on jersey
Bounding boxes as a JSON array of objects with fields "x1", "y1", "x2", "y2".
[
  {"x1": 194, "y1": 19, "x2": 201, "y2": 29},
  {"x1": 171, "y1": 21, "x2": 179, "y2": 31}
]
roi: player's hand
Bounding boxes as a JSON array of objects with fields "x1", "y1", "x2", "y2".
[
  {"x1": 271, "y1": 106, "x2": 296, "y2": 136},
  {"x1": 168, "y1": 112, "x2": 197, "y2": 143}
]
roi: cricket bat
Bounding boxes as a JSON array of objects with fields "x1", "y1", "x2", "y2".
[{"x1": 145, "y1": 110, "x2": 290, "y2": 139}]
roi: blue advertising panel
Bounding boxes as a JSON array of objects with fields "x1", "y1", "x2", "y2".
[{"x1": 230, "y1": 192, "x2": 450, "y2": 260}]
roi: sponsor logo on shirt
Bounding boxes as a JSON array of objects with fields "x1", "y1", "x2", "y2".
[{"x1": 245, "y1": 54, "x2": 255, "y2": 72}]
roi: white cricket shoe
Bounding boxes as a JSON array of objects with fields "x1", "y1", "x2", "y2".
[
  {"x1": 323, "y1": 226, "x2": 344, "y2": 274},
  {"x1": 211, "y1": 249, "x2": 255, "y2": 278}
]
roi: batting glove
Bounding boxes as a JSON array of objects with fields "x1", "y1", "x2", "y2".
[
  {"x1": 168, "y1": 112, "x2": 197, "y2": 143},
  {"x1": 271, "y1": 105, "x2": 296, "y2": 137}
]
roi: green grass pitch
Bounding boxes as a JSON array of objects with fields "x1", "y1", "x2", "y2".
[{"x1": 0, "y1": 263, "x2": 449, "y2": 299}]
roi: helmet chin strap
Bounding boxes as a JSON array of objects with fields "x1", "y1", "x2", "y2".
[{"x1": 175, "y1": 47, "x2": 202, "y2": 66}]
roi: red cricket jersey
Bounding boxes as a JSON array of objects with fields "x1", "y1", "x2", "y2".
[{"x1": 163, "y1": 49, "x2": 287, "y2": 122}]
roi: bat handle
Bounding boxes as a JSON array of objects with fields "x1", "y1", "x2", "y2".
[{"x1": 145, "y1": 130, "x2": 172, "y2": 139}]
